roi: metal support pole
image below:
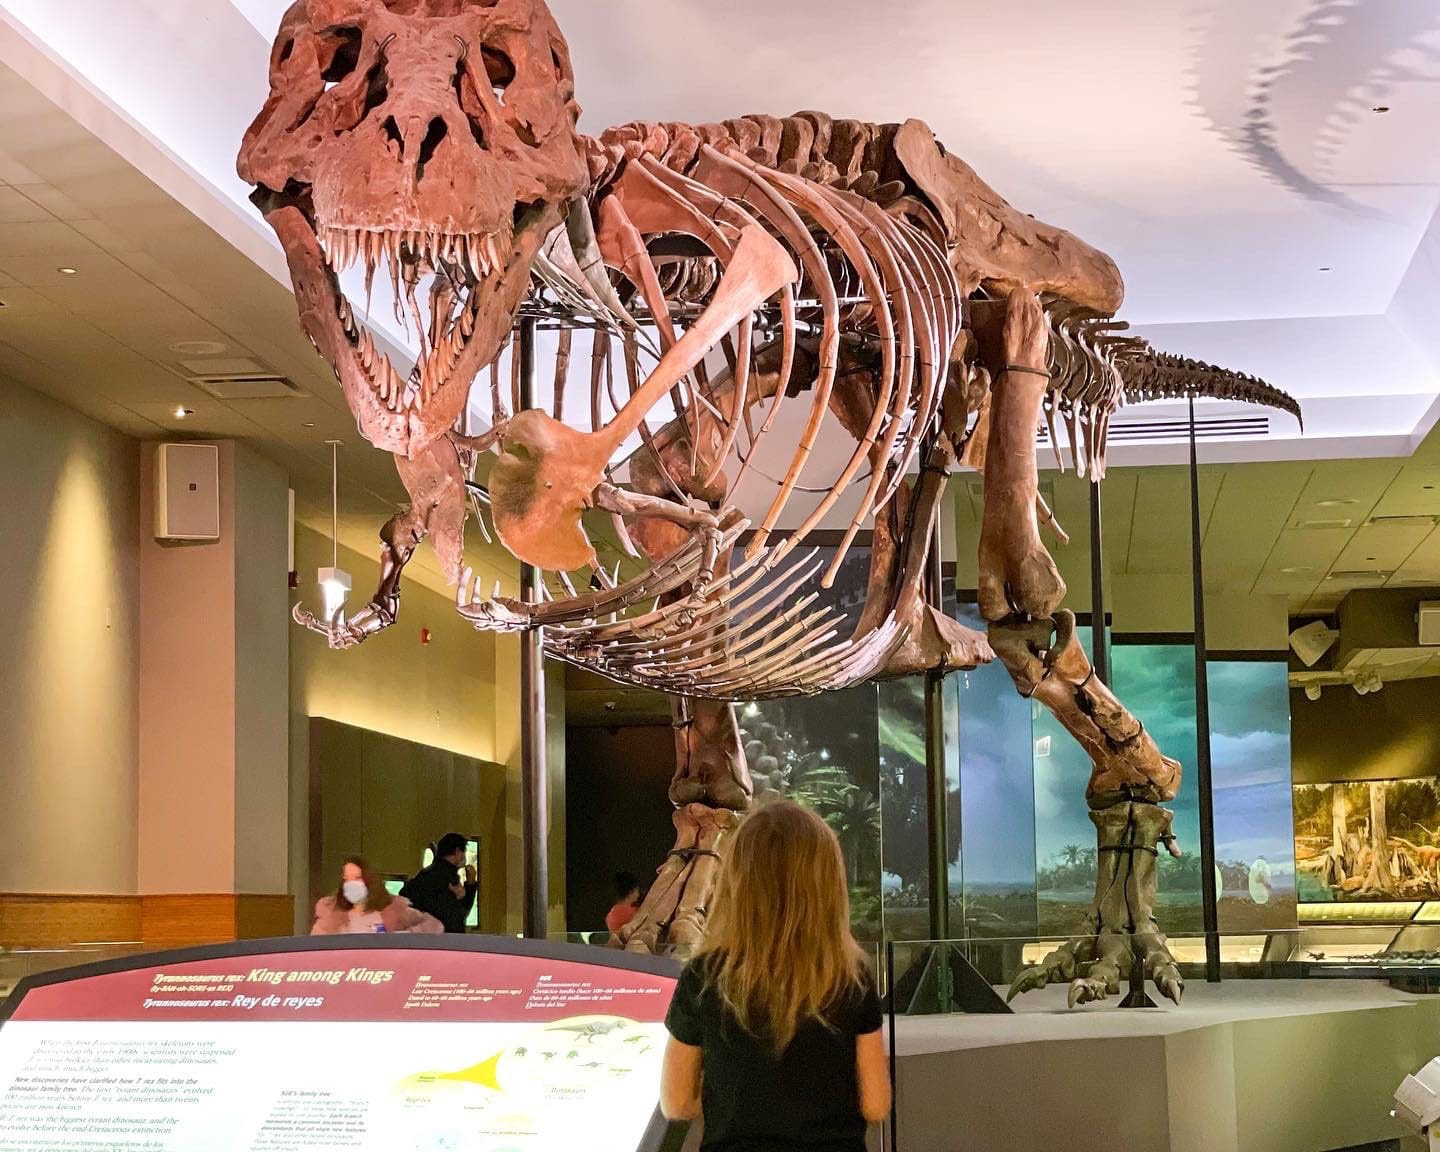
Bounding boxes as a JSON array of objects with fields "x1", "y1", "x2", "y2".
[
  {"x1": 1189, "y1": 394, "x2": 1221, "y2": 983},
  {"x1": 518, "y1": 317, "x2": 550, "y2": 940},
  {"x1": 1089, "y1": 479, "x2": 1109, "y2": 685},
  {"x1": 924, "y1": 505, "x2": 950, "y2": 942}
]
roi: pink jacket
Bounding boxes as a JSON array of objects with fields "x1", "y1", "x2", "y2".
[{"x1": 310, "y1": 894, "x2": 443, "y2": 935}]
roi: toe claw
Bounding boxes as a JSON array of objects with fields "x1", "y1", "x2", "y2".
[{"x1": 1067, "y1": 978, "x2": 1108, "y2": 1009}]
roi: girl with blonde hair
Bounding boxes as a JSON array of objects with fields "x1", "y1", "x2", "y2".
[{"x1": 661, "y1": 798, "x2": 891, "y2": 1149}]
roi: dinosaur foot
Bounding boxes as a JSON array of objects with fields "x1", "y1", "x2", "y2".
[
  {"x1": 618, "y1": 804, "x2": 740, "y2": 956},
  {"x1": 1009, "y1": 919, "x2": 1183, "y2": 1008}
]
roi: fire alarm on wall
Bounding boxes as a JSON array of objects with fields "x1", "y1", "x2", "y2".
[{"x1": 420, "y1": 628, "x2": 432, "y2": 646}]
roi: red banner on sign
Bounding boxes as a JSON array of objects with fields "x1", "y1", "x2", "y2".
[{"x1": 9, "y1": 948, "x2": 674, "y2": 1025}]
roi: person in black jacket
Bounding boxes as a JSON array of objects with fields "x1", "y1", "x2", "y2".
[{"x1": 400, "y1": 832, "x2": 476, "y2": 933}]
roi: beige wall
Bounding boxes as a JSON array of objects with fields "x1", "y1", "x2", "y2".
[
  {"x1": 0, "y1": 376, "x2": 140, "y2": 894},
  {"x1": 137, "y1": 443, "x2": 238, "y2": 894},
  {"x1": 137, "y1": 442, "x2": 290, "y2": 897},
  {"x1": 231, "y1": 445, "x2": 291, "y2": 894}
]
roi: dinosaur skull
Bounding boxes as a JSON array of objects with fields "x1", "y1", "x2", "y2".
[{"x1": 239, "y1": 0, "x2": 588, "y2": 457}]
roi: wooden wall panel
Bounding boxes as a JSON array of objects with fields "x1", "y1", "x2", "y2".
[
  {"x1": 140, "y1": 895, "x2": 295, "y2": 949},
  {"x1": 0, "y1": 895, "x2": 142, "y2": 948},
  {"x1": 140, "y1": 896, "x2": 241, "y2": 949},
  {"x1": 0, "y1": 894, "x2": 294, "y2": 950},
  {"x1": 310, "y1": 718, "x2": 507, "y2": 930},
  {"x1": 315, "y1": 721, "x2": 363, "y2": 893},
  {"x1": 236, "y1": 894, "x2": 298, "y2": 940},
  {"x1": 361, "y1": 734, "x2": 420, "y2": 874}
]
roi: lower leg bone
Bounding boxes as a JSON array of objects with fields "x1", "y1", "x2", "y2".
[
  {"x1": 619, "y1": 804, "x2": 739, "y2": 956},
  {"x1": 992, "y1": 610, "x2": 1185, "y2": 1005}
]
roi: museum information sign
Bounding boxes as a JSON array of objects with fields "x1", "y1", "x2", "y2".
[{"x1": 0, "y1": 938, "x2": 678, "y2": 1152}]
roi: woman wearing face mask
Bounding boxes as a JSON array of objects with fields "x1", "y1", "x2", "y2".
[{"x1": 310, "y1": 856, "x2": 443, "y2": 935}]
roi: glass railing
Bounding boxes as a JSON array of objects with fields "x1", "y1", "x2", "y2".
[
  {"x1": 0, "y1": 942, "x2": 147, "y2": 1001},
  {"x1": 870, "y1": 922, "x2": 1440, "y2": 1015}
]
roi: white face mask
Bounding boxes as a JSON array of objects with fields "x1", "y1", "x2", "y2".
[{"x1": 342, "y1": 880, "x2": 368, "y2": 906}]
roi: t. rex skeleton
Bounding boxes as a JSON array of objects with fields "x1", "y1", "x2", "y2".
[{"x1": 239, "y1": 0, "x2": 1300, "y2": 1006}]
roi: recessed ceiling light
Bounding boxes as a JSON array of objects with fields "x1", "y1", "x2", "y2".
[
  {"x1": 57, "y1": 266, "x2": 78, "y2": 275},
  {"x1": 174, "y1": 407, "x2": 194, "y2": 419},
  {"x1": 1314, "y1": 498, "x2": 1357, "y2": 508},
  {"x1": 1279, "y1": 566, "x2": 1314, "y2": 575},
  {"x1": 302, "y1": 422, "x2": 317, "y2": 428},
  {"x1": 169, "y1": 340, "x2": 229, "y2": 357},
  {"x1": 1373, "y1": 106, "x2": 1390, "y2": 113}
]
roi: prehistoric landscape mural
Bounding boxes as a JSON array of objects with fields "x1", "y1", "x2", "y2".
[{"x1": 1295, "y1": 778, "x2": 1440, "y2": 903}]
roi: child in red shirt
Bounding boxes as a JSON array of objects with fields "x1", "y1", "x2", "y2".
[{"x1": 606, "y1": 871, "x2": 642, "y2": 937}]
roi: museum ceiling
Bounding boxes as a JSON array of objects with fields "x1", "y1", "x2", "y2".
[{"x1": 0, "y1": 0, "x2": 1437, "y2": 613}]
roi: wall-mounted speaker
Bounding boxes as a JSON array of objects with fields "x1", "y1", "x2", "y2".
[
  {"x1": 1288, "y1": 619, "x2": 1339, "y2": 667},
  {"x1": 1420, "y1": 601, "x2": 1440, "y2": 647},
  {"x1": 155, "y1": 443, "x2": 220, "y2": 541}
]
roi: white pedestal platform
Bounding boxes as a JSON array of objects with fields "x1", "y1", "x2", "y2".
[{"x1": 893, "y1": 980, "x2": 1434, "y2": 1152}]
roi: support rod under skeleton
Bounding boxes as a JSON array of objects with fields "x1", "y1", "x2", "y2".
[
  {"x1": 924, "y1": 507, "x2": 951, "y2": 942},
  {"x1": 1089, "y1": 479, "x2": 1109, "y2": 685},
  {"x1": 1189, "y1": 394, "x2": 1221, "y2": 983},
  {"x1": 519, "y1": 316, "x2": 550, "y2": 940}
]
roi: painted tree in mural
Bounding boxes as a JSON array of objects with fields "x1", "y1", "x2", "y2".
[{"x1": 239, "y1": 0, "x2": 1300, "y2": 1006}]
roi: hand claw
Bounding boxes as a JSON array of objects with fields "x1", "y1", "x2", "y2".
[
  {"x1": 455, "y1": 593, "x2": 531, "y2": 633},
  {"x1": 292, "y1": 603, "x2": 323, "y2": 631},
  {"x1": 292, "y1": 600, "x2": 389, "y2": 649}
]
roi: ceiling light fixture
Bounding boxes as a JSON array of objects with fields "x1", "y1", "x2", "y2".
[
  {"x1": 1353, "y1": 671, "x2": 1383, "y2": 696},
  {"x1": 318, "y1": 439, "x2": 351, "y2": 626},
  {"x1": 57, "y1": 266, "x2": 78, "y2": 275},
  {"x1": 168, "y1": 340, "x2": 229, "y2": 357},
  {"x1": 174, "y1": 407, "x2": 194, "y2": 419},
  {"x1": 302, "y1": 422, "x2": 317, "y2": 429},
  {"x1": 1279, "y1": 566, "x2": 1314, "y2": 575},
  {"x1": 1315, "y1": 498, "x2": 1358, "y2": 508}
]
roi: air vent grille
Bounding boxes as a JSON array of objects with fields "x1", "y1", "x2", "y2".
[
  {"x1": 1326, "y1": 571, "x2": 1391, "y2": 584},
  {"x1": 188, "y1": 374, "x2": 304, "y2": 401},
  {"x1": 1367, "y1": 514, "x2": 1440, "y2": 529},
  {"x1": 1038, "y1": 413, "x2": 1270, "y2": 444}
]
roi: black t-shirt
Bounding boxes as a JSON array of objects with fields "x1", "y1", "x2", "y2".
[{"x1": 664, "y1": 956, "x2": 883, "y2": 1152}]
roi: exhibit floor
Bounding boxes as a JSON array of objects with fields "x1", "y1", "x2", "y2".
[{"x1": 892, "y1": 979, "x2": 1432, "y2": 1152}]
